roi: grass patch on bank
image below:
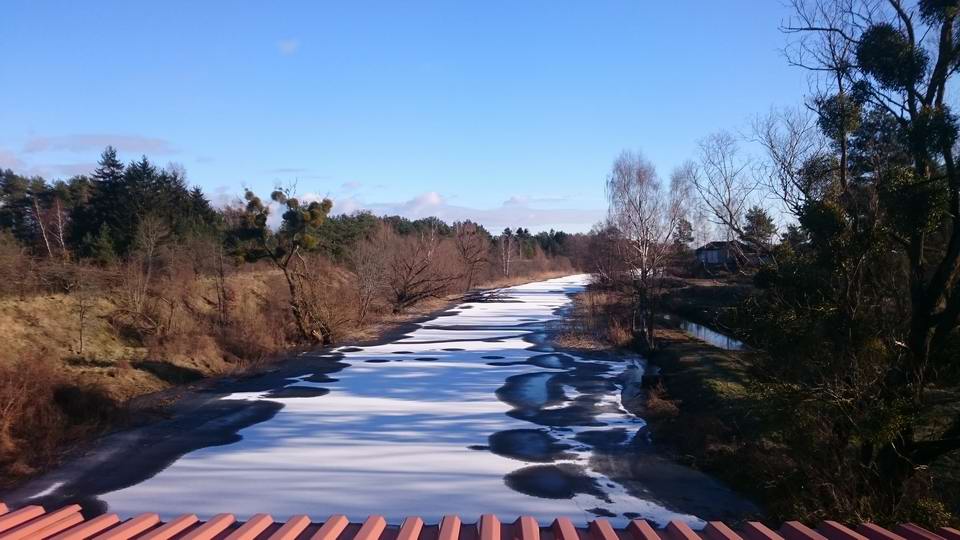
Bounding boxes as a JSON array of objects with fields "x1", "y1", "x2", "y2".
[
  {"x1": 555, "y1": 288, "x2": 635, "y2": 353},
  {"x1": 558, "y1": 282, "x2": 777, "y2": 514},
  {"x1": 638, "y1": 327, "x2": 791, "y2": 517},
  {"x1": 651, "y1": 327, "x2": 753, "y2": 407}
]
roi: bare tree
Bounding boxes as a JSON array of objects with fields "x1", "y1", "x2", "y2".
[
  {"x1": 296, "y1": 254, "x2": 352, "y2": 341},
  {"x1": 753, "y1": 107, "x2": 832, "y2": 218},
  {"x1": 686, "y1": 132, "x2": 765, "y2": 262},
  {"x1": 782, "y1": 0, "x2": 860, "y2": 191},
  {"x1": 215, "y1": 243, "x2": 230, "y2": 330},
  {"x1": 30, "y1": 194, "x2": 54, "y2": 259},
  {"x1": 588, "y1": 223, "x2": 630, "y2": 285},
  {"x1": 130, "y1": 213, "x2": 169, "y2": 315},
  {"x1": 691, "y1": 200, "x2": 715, "y2": 247},
  {"x1": 350, "y1": 226, "x2": 390, "y2": 325},
  {"x1": 53, "y1": 198, "x2": 69, "y2": 261},
  {"x1": 112, "y1": 213, "x2": 171, "y2": 337},
  {"x1": 606, "y1": 150, "x2": 686, "y2": 347},
  {"x1": 389, "y1": 227, "x2": 457, "y2": 313},
  {"x1": 453, "y1": 221, "x2": 489, "y2": 291},
  {"x1": 74, "y1": 264, "x2": 93, "y2": 355}
]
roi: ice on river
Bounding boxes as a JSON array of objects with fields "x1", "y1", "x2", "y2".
[{"x1": 97, "y1": 275, "x2": 703, "y2": 526}]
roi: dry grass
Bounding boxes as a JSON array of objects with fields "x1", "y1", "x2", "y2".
[
  {"x1": 0, "y1": 259, "x2": 579, "y2": 488},
  {"x1": 0, "y1": 354, "x2": 120, "y2": 484},
  {"x1": 554, "y1": 287, "x2": 636, "y2": 352},
  {"x1": 643, "y1": 384, "x2": 681, "y2": 421},
  {"x1": 0, "y1": 294, "x2": 160, "y2": 401},
  {"x1": 0, "y1": 295, "x2": 141, "y2": 367},
  {"x1": 0, "y1": 266, "x2": 300, "y2": 486}
]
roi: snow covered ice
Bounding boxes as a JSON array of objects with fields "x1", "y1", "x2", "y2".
[{"x1": 95, "y1": 275, "x2": 703, "y2": 526}]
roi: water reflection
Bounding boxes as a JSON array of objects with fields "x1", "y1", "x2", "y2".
[{"x1": 666, "y1": 315, "x2": 744, "y2": 350}]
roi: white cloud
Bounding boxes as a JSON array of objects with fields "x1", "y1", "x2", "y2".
[
  {"x1": 0, "y1": 149, "x2": 25, "y2": 170},
  {"x1": 277, "y1": 39, "x2": 300, "y2": 56},
  {"x1": 0, "y1": 148, "x2": 96, "y2": 178},
  {"x1": 208, "y1": 188, "x2": 601, "y2": 233},
  {"x1": 51, "y1": 162, "x2": 97, "y2": 177},
  {"x1": 401, "y1": 191, "x2": 444, "y2": 214},
  {"x1": 23, "y1": 134, "x2": 176, "y2": 155},
  {"x1": 328, "y1": 191, "x2": 603, "y2": 233}
]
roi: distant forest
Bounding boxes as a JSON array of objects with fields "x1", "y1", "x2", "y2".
[
  {"x1": 0, "y1": 146, "x2": 594, "y2": 484},
  {"x1": 0, "y1": 146, "x2": 576, "y2": 269}
]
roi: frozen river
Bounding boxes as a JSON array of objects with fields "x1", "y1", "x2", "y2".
[{"x1": 6, "y1": 275, "x2": 755, "y2": 525}]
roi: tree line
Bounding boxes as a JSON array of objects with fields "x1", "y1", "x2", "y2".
[
  {"x1": 0, "y1": 146, "x2": 587, "y2": 346},
  {"x1": 0, "y1": 147, "x2": 590, "y2": 485}
]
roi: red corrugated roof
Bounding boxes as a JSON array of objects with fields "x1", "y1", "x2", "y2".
[{"x1": 1, "y1": 502, "x2": 957, "y2": 540}]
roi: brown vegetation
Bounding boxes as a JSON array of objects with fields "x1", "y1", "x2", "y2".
[
  {"x1": 555, "y1": 288, "x2": 636, "y2": 352},
  {"x1": 0, "y1": 221, "x2": 577, "y2": 488}
]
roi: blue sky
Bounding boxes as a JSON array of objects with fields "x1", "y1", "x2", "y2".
[{"x1": 1, "y1": 2, "x2": 809, "y2": 232}]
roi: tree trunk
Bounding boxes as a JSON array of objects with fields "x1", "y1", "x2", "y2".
[
  {"x1": 55, "y1": 198, "x2": 68, "y2": 261},
  {"x1": 32, "y1": 198, "x2": 53, "y2": 259},
  {"x1": 282, "y1": 266, "x2": 318, "y2": 344},
  {"x1": 216, "y1": 246, "x2": 229, "y2": 330}
]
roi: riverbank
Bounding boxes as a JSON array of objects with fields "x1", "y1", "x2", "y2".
[
  {"x1": 553, "y1": 285, "x2": 761, "y2": 523},
  {"x1": 627, "y1": 276, "x2": 789, "y2": 520},
  {"x1": 659, "y1": 276, "x2": 754, "y2": 339},
  {"x1": 0, "y1": 269, "x2": 572, "y2": 491},
  {"x1": 604, "y1": 275, "x2": 960, "y2": 527},
  {"x1": 635, "y1": 327, "x2": 775, "y2": 506},
  {"x1": 3, "y1": 275, "x2": 758, "y2": 525},
  {"x1": 558, "y1": 280, "x2": 775, "y2": 517},
  {"x1": 650, "y1": 323, "x2": 960, "y2": 527}
]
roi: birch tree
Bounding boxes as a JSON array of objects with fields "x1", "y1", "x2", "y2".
[
  {"x1": 498, "y1": 228, "x2": 515, "y2": 278},
  {"x1": 606, "y1": 151, "x2": 686, "y2": 347}
]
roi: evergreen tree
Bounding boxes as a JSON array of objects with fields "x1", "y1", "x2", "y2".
[
  {"x1": 673, "y1": 218, "x2": 694, "y2": 248},
  {"x1": 86, "y1": 223, "x2": 117, "y2": 265},
  {"x1": 742, "y1": 206, "x2": 776, "y2": 248},
  {"x1": 71, "y1": 147, "x2": 130, "y2": 254},
  {"x1": 72, "y1": 148, "x2": 219, "y2": 257},
  {"x1": 0, "y1": 169, "x2": 34, "y2": 244},
  {"x1": 315, "y1": 211, "x2": 379, "y2": 261},
  {"x1": 92, "y1": 146, "x2": 124, "y2": 184}
]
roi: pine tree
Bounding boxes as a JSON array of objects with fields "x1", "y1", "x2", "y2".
[
  {"x1": 742, "y1": 206, "x2": 776, "y2": 248},
  {"x1": 93, "y1": 146, "x2": 124, "y2": 184},
  {"x1": 0, "y1": 169, "x2": 34, "y2": 244},
  {"x1": 71, "y1": 147, "x2": 128, "y2": 252},
  {"x1": 86, "y1": 223, "x2": 117, "y2": 265},
  {"x1": 673, "y1": 218, "x2": 694, "y2": 248}
]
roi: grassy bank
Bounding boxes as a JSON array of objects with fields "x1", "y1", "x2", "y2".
[
  {"x1": 638, "y1": 328, "x2": 772, "y2": 504},
  {"x1": 0, "y1": 266, "x2": 571, "y2": 489},
  {"x1": 626, "y1": 279, "x2": 958, "y2": 526},
  {"x1": 558, "y1": 285, "x2": 772, "y2": 508},
  {"x1": 560, "y1": 280, "x2": 958, "y2": 526},
  {"x1": 562, "y1": 283, "x2": 807, "y2": 520}
]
